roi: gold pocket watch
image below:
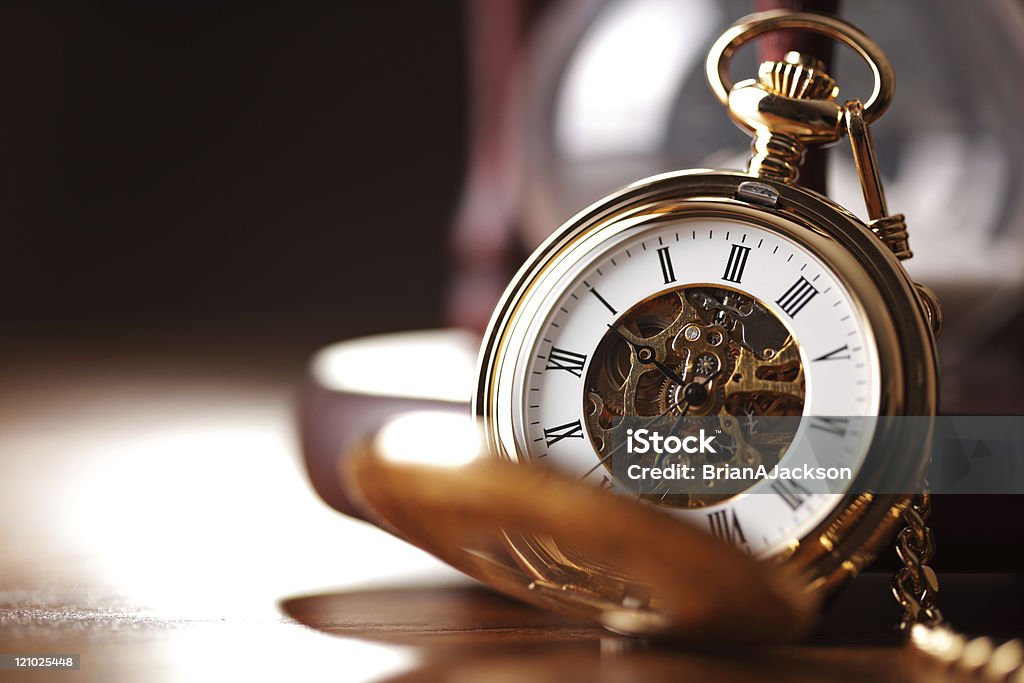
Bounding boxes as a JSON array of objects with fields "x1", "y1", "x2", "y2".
[{"x1": 473, "y1": 11, "x2": 941, "y2": 631}]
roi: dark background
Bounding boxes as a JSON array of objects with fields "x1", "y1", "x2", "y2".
[{"x1": 1, "y1": 1, "x2": 464, "y2": 348}]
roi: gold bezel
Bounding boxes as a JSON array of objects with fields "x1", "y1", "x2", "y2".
[{"x1": 474, "y1": 170, "x2": 938, "y2": 598}]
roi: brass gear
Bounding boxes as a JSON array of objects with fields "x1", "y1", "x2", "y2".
[{"x1": 583, "y1": 284, "x2": 807, "y2": 508}]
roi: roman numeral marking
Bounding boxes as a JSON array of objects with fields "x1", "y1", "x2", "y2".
[
  {"x1": 776, "y1": 276, "x2": 819, "y2": 318},
  {"x1": 543, "y1": 420, "x2": 584, "y2": 447},
  {"x1": 545, "y1": 347, "x2": 587, "y2": 377},
  {"x1": 809, "y1": 416, "x2": 850, "y2": 437},
  {"x1": 656, "y1": 246, "x2": 676, "y2": 284},
  {"x1": 813, "y1": 345, "x2": 851, "y2": 362},
  {"x1": 707, "y1": 509, "x2": 747, "y2": 546},
  {"x1": 588, "y1": 288, "x2": 618, "y2": 315},
  {"x1": 772, "y1": 478, "x2": 812, "y2": 510},
  {"x1": 722, "y1": 243, "x2": 751, "y2": 283}
]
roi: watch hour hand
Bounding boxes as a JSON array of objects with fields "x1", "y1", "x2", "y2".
[{"x1": 606, "y1": 324, "x2": 689, "y2": 387}]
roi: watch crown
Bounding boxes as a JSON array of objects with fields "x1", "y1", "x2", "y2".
[
  {"x1": 758, "y1": 52, "x2": 839, "y2": 101},
  {"x1": 725, "y1": 50, "x2": 845, "y2": 184}
]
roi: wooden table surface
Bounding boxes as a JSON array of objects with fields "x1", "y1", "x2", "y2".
[{"x1": 0, "y1": 336, "x2": 993, "y2": 682}]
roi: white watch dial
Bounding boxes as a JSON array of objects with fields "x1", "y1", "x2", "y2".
[{"x1": 512, "y1": 218, "x2": 880, "y2": 556}]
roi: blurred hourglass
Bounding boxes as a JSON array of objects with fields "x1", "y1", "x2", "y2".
[{"x1": 448, "y1": 0, "x2": 1024, "y2": 413}]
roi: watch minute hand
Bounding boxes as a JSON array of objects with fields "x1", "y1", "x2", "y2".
[
  {"x1": 606, "y1": 324, "x2": 689, "y2": 387},
  {"x1": 604, "y1": 323, "x2": 640, "y2": 349},
  {"x1": 650, "y1": 357, "x2": 689, "y2": 388}
]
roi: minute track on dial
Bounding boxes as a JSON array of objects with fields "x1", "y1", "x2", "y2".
[{"x1": 509, "y1": 216, "x2": 880, "y2": 556}]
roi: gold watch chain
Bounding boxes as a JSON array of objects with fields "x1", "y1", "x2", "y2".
[
  {"x1": 900, "y1": 496, "x2": 1024, "y2": 679},
  {"x1": 893, "y1": 493, "x2": 943, "y2": 631}
]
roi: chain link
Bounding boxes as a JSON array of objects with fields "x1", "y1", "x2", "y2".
[
  {"x1": 892, "y1": 493, "x2": 944, "y2": 631},
  {"x1": 901, "y1": 494, "x2": 1024, "y2": 680}
]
